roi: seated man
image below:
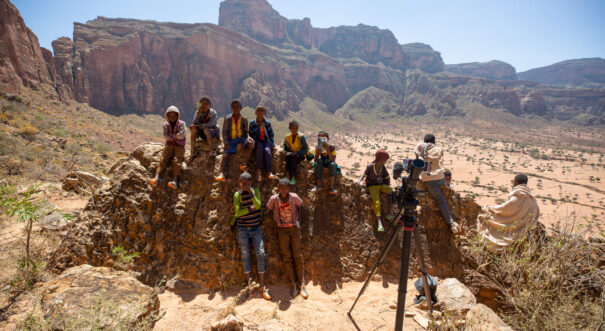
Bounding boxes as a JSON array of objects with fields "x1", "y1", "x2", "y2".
[
  {"x1": 415, "y1": 134, "x2": 459, "y2": 233},
  {"x1": 188, "y1": 96, "x2": 219, "y2": 161},
  {"x1": 311, "y1": 131, "x2": 339, "y2": 194},
  {"x1": 215, "y1": 100, "x2": 254, "y2": 181},
  {"x1": 477, "y1": 174, "x2": 540, "y2": 252}
]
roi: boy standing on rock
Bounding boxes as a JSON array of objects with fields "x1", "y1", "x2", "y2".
[
  {"x1": 232, "y1": 172, "x2": 271, "y2": 300},
  {"x1": 149, "y1": 106, "x2": 186, "y2": 189},
  {"x1": 248, "y1": 106, "x2": 275, "y2": 182},
  {"x1": 359, "y1": 150, "x2": 395, "y2": 232},
  {"x1": 188, "y1": 96, "x2": 219, "y2": 161},
  {"x1": 216, "y1": 100, "x2": 254, "y2": 182},
  {"x1": 266, "y1": 178, "x2": 308, "y2": 299},
  {"x1": 283, "y1": 121, "x2": 309, "y2": 185}
]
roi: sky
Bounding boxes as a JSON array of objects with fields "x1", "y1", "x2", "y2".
[{"x1": 12, "y1": 0, "x2": 605, "y2": 72}]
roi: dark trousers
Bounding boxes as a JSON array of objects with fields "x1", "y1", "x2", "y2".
[
  {"x1": 285, "y1": 152, "x2": 304, "y2": 178},
  {"x1": 277, "y1": 227, "x2": 304, "y2": 285}
]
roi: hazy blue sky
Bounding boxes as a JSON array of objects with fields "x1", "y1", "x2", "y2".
[{"x1": 12, "y1": 0, "x2": 605, "y2": 72}]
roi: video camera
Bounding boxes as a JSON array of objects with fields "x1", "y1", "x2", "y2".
[{"x1": 391, "y1": 158, "x2": 428, "y2": 209}]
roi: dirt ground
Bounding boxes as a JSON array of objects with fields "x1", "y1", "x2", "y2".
[
  {"x1": 155, "y1": 279, "x2": 427, "y2": 330},
  {"x1": 335, "y1": 131, "x2": 604, "y2": 233}
]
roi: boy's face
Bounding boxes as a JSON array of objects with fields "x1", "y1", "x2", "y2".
[
  {"x1": 376, "y1": 160, "x2": 386, "y2": 167},
  {"x1": 289, "y1": 124, "x2": 298, "y2": 135},
  {"x1": 445, "y1": 175, "x2": 452, "y2": 184},
  {"x1": 256, "y1": 108, "x2": 265, "y2": 120},
  {"x1": 318, "y1": 133, "x2": 328, "y2": 141},
  {"x1": 167, "y1": 112, "x2": 178, "y2": 122},
  {"x1": 239, "y1": 179, "x2": 250, "y2": 190},
  {"x1": 231, "y1": 104, "x2": 241, "y2": 116},
  {"x1": 278, "y1": 184, "x2": 289, "y2": 196},
  {"x1": 200, "y1": 100, "x2": 210, "y2": 112}
]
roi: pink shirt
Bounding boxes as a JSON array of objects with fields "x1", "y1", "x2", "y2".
[{"x1": 266, "y1": 193, "x2": 303, "y2": 227}]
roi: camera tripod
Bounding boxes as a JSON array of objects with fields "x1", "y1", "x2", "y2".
[{"x1": 348, "y1": 199, "x2": 434, "y2": 330}]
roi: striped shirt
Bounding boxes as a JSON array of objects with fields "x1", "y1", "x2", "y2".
[{"x1": 237, "y1": 190, "x2": 262, "y2": 227}]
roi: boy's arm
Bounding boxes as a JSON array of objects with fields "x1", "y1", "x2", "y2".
[
  {"x1": 248, "y1": 121, "x2": 257, "y2": 140},
  {"x1": 383, "y1": 166, "x2": 391, "y2": 186},
  {"x1": 162, "y1": 123, "x2": 170, "y2": 139},
  {"x1": 266, "y1": 195, "x2": 276, "y2": 211},
  {"x1": 192, "y1": 110, "x2": 200, "y2": 125},
  {"x1": 199, "y1": 110, "x2": 217, "y2": 129},
  {"x1": 222, "y1": 117, "x2": 228, "y2": 142},
  {"x1": 359, "y1": 164, "x2": 370, "y2": 183},
  {"x1": 233, "y1": 192, "x2": 249, "y2": 218},
  {"x1": 252, "y1": 187, "x2": 262, "y2": 210},
  {"x1": 283, "y1": 137, "x2": 289, "y2": 152},
  {"x1": 175, "y1": 121, "x2": 186, "y2": 140},
  {"x1": 299, "y1": 135, "x2": 308, "y2": 156},
  {"x1": 328, "y1": 146, "x2": 336, "y2": 162},
  {"x1": 292, "y1": 193, "x2": 303, "y2": 207},
  {"x1": 268, "y1": 123, "x2": 275, "y2": 147},
  {"x1": 243, "y1": 118, "x2": 249, "y2": 138}
]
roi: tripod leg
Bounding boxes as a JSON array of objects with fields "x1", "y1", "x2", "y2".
[
  {"x1": 395, "y1": 230, "x2": 413, "y2": 331},
  {"x1": 413, "y1": 230, "x2": 434, "y2": 314},
  {"x1": 348, "y1": 221, "x2": 403, "y2": 316}
]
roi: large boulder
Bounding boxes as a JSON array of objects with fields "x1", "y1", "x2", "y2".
[
  {"x1": 435, "y1": 278, "x2": 477, "y2": 313},
  {"x1": 62, "y1": 171, "x2": 106, "y2": 194},
  {"x1": 466, "y1": 304, "x2": 512, "y2": 331},
  {"x1": 39, "y1": 264, "x2": 158, "y2": 329},
  {"x1": 50, "y1": 143, "x2": 481, "y2": 291}
]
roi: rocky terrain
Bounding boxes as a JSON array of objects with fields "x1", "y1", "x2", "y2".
[
  {"x1": 445, "y1": 60, "x2": 517, "y2": 81},
  {"x1": 518, "y1": 58, "x2": 605, "y2": 88},
  {"x1": 2, "y1": 0, "x2": 603, "y2": 125}
]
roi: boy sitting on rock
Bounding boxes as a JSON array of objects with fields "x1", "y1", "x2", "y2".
[
  {"x1": 359, "y1": 150, "x2": 395, "y2": 232},
  {"x1": 232, "y1": 172, "x2": 271, "y2": 300},
  {"x1": 248, "y1": 106, "x2": 275, "y2": 182},
  {"x1": 311, "y1": 131, "x2": 339, "y2": 194},
  {"x1": 149, "y1": 106, "x2": 186, "y2": 189},
  {"x1": 283, "y1": 121, "x2": 309, "y2": 185},
  {"x1": 215, "y1": 100, "x2": 254, "y2": 182},
  {"x1": 188, "y1": 96, "x2": 219, "y2": 161}
]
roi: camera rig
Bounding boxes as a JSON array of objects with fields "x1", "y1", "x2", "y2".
[{"x1": 348, "y1": 158, "x2": 434, "y2": 330}]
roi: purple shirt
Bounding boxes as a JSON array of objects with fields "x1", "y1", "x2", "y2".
[{"x1": 266, "y1": 192, "x2": 303, "y2": 227}]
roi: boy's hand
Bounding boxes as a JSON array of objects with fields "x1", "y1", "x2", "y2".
[{"x1": 315, "y1": 147, "x2": 321, "y2": 154}]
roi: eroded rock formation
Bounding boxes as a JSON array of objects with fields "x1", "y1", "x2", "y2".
[
  {"x1": 51, "y1": 142, "x2": 481, "y2": 293},
  {"x1": 445, "y1": 60, "x2": 517, "y2": 81}
]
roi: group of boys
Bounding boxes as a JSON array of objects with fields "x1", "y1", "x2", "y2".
[{"x1": 150, "y1": 98, "x2": 540, "y2": 301}]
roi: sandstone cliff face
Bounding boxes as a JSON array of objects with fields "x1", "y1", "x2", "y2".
[
  {"x1": 445, "y1": 60, "x2": 517, "y2": 81},
  {"x1": 220, "y1": 0, "x2": 407, "y2": 69},
  {"x1": 51, "y1": 17, "x2": 349, "y2": 117},
  {"x1": 0, "y1": 0, "x2": 55, "y2": 94},
  {"x1": 51, "y1": 142, "x2": 480, "y2": 291},
  {"x1": 518, "y1": 58, "x2": 605, "y2": 88},
  {"x1": 401, "y1": 43, "x2": 445, "y2": 73}
]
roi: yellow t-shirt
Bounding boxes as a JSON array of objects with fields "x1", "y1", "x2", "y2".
[
  {"x1": 285, "y1": 133, "x2": 303, "y2": 152},
  {"x1": 231, "y1": 116, "x2": 242, "y2": 139}
]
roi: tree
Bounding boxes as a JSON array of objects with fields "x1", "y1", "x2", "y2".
[{"x1": 4, "y1": 185, "x2": 42, "y2": 266}]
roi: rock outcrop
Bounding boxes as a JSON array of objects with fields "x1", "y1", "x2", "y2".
[
  {"x1": 27, "y1": 265, "x2": 158, "y2": 329},
  {"x1": 445, "y1": 60, "x2": 517, "y2": 80},
  {"x1": 466, "y1": 304, "x2": 513, "y2": 331},
  {"x1": 51, "y1": 142, "x2": 481, "y2": 292},
  {"x1": 0, "y1": 0, "x2": 56, "y2": 95},
  {"x1": 401, "y1": 43, "x2": 445, "y2": 73},
  {"x1": 518, "y1": 58, "x2": 605, "y2": 88},
  {"x1": 520, "y1": 90, "x2": 548, "y2": 115}
]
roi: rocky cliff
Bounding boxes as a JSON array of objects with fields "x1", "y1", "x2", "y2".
[
  {"x1": 0, "y1": 0, "x2": 59, "y2": 96},
  {"x1": 50, "y1": 142, "x2": 481, "y2": 292},
  {"x1": 401, "y1": 43, "x2": 445, "y2": 73},
  {"x1": 445, "y1": 60, "x2": 517, "y2": 80},
  {"x1": 518, "y1": 58, "x2": 605, "y2": 88},
  {"x1": 51, "y1": 16, "x2": 350, "y2": 118}
]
